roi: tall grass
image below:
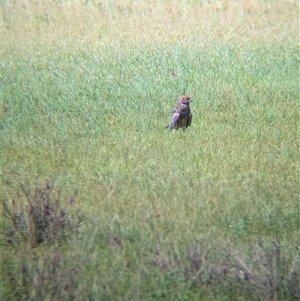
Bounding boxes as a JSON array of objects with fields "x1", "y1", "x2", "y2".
[{"x1": 2, "y1": 0, "x2": 299, "y2": 300}]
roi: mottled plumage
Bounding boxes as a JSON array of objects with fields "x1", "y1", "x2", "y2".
[{"x1": 165, "y1": 96, "x2": 193, "y2": 132}]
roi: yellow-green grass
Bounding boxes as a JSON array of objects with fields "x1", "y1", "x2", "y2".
[
  {"x1": 3, "y1": 0, "x2": 298, "y2": 51},
  {"x1": 2, "y1": 1, "x2": 299, "y2": 300}
]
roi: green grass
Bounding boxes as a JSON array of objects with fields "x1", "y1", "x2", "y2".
[{"x1": 1, "y1": 1, "x2": 299, "y2": 300}]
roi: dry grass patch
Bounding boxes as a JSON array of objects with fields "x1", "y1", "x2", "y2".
[{"x1": 3, "y1": 0, "x2": 298, "y2": 51}]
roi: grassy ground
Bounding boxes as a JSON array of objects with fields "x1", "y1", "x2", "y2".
[{"x1": 1, "y1": 1, "x2": 299, "y2": 300}]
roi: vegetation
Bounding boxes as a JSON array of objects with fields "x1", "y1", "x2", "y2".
[{"x1": 2, "y1": 0, "x2": 299, "y2": 300}]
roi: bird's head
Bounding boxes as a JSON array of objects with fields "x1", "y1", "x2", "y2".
[{"x1": 178, "y1": 95, "x2": 192, "y2": 104}]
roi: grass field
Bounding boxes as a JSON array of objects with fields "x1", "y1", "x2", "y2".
[{"x1": 1, "y1": 1, "x2": 299, "y2": 300}]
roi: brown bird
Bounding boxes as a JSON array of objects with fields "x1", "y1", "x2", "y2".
[{"x1": 165, "y1": 95, "x2": 193, "y2": 132}]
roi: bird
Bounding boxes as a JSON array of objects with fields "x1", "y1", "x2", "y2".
[{"x1": 165, "y1": 95, "x2": 193, "y2": 132}]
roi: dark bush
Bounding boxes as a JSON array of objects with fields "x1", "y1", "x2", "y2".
[
  {"x1": 2, "y1": 180, "x2": 83, "y2": 247},
  {"x1": 5, "y1": 249, "x2": 81, "y2": 301}
]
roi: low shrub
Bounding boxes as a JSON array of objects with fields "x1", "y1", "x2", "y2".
[
  {"x1": 5, "y1": 248, "x2": 81, "y2": 301},
  {"x1": 2, "y1": 179, "x2": 83, "y2": 247}
]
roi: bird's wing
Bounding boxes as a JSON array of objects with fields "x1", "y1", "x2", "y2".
[
  {"x1": 169, "y1": 112, "x2": 180, "y2": 129},
  {"x1": 187, "y1": 112, "x2": 192, "y2": 127}
]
